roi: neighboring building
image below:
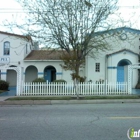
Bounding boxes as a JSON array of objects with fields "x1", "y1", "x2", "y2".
[
  {"x1": 24, "y1": 50, "x2": 72, "y2": 83},
  {"x1": 0, "y1": 27, "x2": 140, "y2": 88},
  {"x1": 86, "y1": 27, "x2": 140, "y2": 88},
  {"x1": 0, "y1": 31, "x2": 34, "y2": 86}
]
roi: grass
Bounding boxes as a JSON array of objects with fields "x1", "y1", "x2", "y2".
[
  {"x1": 6, "y1": 96, "x2": 73, "y2": 101},
  {"x1": 6, "y1": 95, "x2": 140, "y2": 101}
]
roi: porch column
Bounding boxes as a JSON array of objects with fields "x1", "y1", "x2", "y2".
[
  {"x1": 38, "y1": 72, "x2": 44, "y2": 78},
  {"x1": 128, "y1": 65, "x2": 132, "y2": 94},
  {"x1": 0, "y1": 69, "x2": 7, "y2": 81},
  {"x1": 56, "y1": 72, "x2": 63, "y2": 80}
]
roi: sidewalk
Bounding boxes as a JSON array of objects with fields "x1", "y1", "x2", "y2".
[
  {"x1": 0, "y1": 96, "x2": 12, "y2": 101},
  {"x1": 0, "y1": 86, "x2": 16, "y2": 97}
]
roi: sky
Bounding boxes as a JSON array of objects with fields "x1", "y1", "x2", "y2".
[
  {"x1": 0, "y1": 0, "x2": 140, "y2": 33},
  {"x1": 0, "y1": 0, "x2": 24, "y2": 33}
]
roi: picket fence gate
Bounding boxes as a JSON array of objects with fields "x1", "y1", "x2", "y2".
[{"x1": 20, "y1": 81, "x2": 129, "y2": 96}]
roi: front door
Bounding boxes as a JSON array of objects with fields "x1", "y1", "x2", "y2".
[
  {"x1": 117, "y1": 66, "x2": 124, "y2": 82},
  {"x1": 44, "y1": 69, "x2": 51, "y2": 82}
]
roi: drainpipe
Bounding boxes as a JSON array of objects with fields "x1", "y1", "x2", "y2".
[
  {"x1": 85, "y1": 56, "x2": 88, "y2": 82},
  {"x1": 105, "y1": 55, "x2": 108, "y2": 94},
  {"x1": 105, "y1": 55, "x2": 108, "y2": 81}
]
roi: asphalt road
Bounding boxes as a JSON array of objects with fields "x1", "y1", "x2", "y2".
[{"x1": 0, "y1": 103, "x2": 140, "y2": 140}]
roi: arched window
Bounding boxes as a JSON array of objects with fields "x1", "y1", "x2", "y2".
[{"x1": 4, "y1": 41, "x2": 10, "y2": 55}]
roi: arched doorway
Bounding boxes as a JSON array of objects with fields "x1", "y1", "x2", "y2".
[
  {"x1": 0, "y1": 66, "x2": 23, "y2": 96},
  {"x1": 44, "y1": 66, "x2": 56, "y2": 82},
  {"x1": 6, "y1": 65, "x2": 17, "y2": 86},
  {"x1": 117, "y1": 59, "x2": 131, "y2": 82},
  {"x1": 25, "y1": 66, "x2": 38, "y2": 82}
]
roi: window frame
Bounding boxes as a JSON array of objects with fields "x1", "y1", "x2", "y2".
[
  {"x1": 26, "y1": 44, "x2": 28, "y2": 54},
  {"x1": 3, "y1": 41, "x2": 10, "y2": 55},
  {"x1": 95, "y1": 63, "x2": 100, "y2": 72}
]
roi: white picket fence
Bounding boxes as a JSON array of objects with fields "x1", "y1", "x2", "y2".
[{"x1": 20, "y1": 82, "x2": 129, "y2": 96}]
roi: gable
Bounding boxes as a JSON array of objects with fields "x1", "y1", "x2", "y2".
[
  {"x1": 106, "y1": 49, "x2": 139, "y2": 57},
  {"x1": 94, "y1": 27, "x2": 140, "y2": 37}
]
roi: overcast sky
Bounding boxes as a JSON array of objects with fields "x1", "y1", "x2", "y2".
[{"x1": 0, "y1": 0, "x2": 140, "y2": 33}]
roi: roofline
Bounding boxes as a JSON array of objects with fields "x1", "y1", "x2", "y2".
[
  {"x1": 24, "y1": 60, "x2": 62, "y2": 62},
  {"x1": 94, "y1": 27, "x2": 140, "y2": 36},
  {"x1": 106, "y1": 49, "x2": 139, "y2": 57},
  {"x1": 0, "y1": 31, "x2": 32, "y2": 41}
]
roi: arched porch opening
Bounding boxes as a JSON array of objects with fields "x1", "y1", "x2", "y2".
[
  {"x1": 0, "y1": 66, "x2": 23, "y2": 96},
  {"x1": 25, "y1": 65, "x2": 38, "y2": 82},
  {"x1": 6, "y1": 65, "x2": 17, "y2": 86},
  {"x1": 44, "y1": 66, "x2": 56, "y2": 82}
]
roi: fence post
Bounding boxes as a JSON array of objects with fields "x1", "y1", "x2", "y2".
[
  {"x1": 105, "y1": 80, "x2": 107, "y2": 95},
  {"x1": 22, "y1": 81, "x2": 129, "y2": 96}
]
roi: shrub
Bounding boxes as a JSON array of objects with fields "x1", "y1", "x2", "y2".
[
  {"x1": 79, "y1": 76, "x2": 86, "y2": 83},
  {"x1": 52, "y1": 79, "x2": 67, "y2": 83},
  {"x1": 32, "y1": 77, "x2": 46, "y2": 83},
  {"x1": 135, "y1": 83, "x2": 140, "y2": 89},
  {"x1": 0, "y1": 80, "x2": 9, "y2": 90},
  {"x1": 71, "y1": 73, "x2": 86, "y2": 83}
]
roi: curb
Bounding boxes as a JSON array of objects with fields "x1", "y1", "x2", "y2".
[
  {"x1": 0, "y1": 100, "x2": 51, "y2": 105},
  {"x1": 0, "y1": 99, "x2": 140, "y2": 105},
  {"x1": 51, "y1": 99, "x2": 140, "y2": 104}
]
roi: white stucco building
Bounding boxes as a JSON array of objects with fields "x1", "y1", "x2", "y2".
[
  {"x1": 86, "y1": 27, "x2": 140, "y2": 88},
  {"x1": 0, "y1": 31, "x2": 34, "y2": 86},
  {"x1": 0, "y1": 27, "x2": 140, "y2": 88}
]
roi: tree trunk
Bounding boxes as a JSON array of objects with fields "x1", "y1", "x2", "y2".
[
  {"x1": 74, "y1": 79, "x2": 80, "y2": 100},
  {"x1": 73, "y1": 65, "x2": 80, "y2": 99}
]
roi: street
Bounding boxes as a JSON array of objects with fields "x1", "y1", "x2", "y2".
[{"x1": 0, "y1": 103, "x2": 140, "y2": 140}]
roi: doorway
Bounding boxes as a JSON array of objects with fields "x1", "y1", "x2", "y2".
[
  {"x1": 117, "y1": 59, "x2": 131, "y2": 82},
  {"x1": 44, "y1": 66, "x2": 56, "y2": 82}
]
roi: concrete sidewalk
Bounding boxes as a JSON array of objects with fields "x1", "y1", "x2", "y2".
[
  {"x1": 0, "y1": 96, "x2": 13, "y2": 101},
  {"x1": 0, "y1": 86, "x2": 16, "y2": 97},
  {"x1": 0, "y1": 96, "x2": 140, "y2": 105}
]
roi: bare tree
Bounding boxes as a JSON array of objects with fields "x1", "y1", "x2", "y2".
[{"x1": 5, "y1": 0, "x2": 120, "y2": 99}]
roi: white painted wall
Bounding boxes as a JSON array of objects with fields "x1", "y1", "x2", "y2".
[
  {"x1": 85, "y1": 55, "x2": 106, "y2": 82},
  {"x1": 0, "y1": 33, "x2": 33, "y2": 85},
  {"x1": 23, "y1": 60, "x2": 73, "y2": 82},
  {"x1": 86, "y1": 31, "x2": 140, "y2": 87},
  {"x1": 0, "y1": 33, "x2": 33, "y2": 67}
]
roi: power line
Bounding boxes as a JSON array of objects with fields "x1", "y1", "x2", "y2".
[
  {"x1": 0, "y1": 5, "x2": 140, "y2": 10},
  {"x1": 0, "y1": 5, "x2": 139, "y2": 13}
]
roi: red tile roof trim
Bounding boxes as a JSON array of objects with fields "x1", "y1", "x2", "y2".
[
  {"x1": 24, "y1": 50, "x2": 62, "y2": 60},
  {"x1": 0, "y1": 31, "x2": 32, "y2": 41}
]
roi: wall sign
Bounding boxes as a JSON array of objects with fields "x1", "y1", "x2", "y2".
[{"x1": 0, "y1": 57, "x2": 10, "y2": 64}]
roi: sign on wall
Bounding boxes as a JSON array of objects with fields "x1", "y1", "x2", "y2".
[{"x1": 0, "y1": 57, "x2": 10, "y2": 64}]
